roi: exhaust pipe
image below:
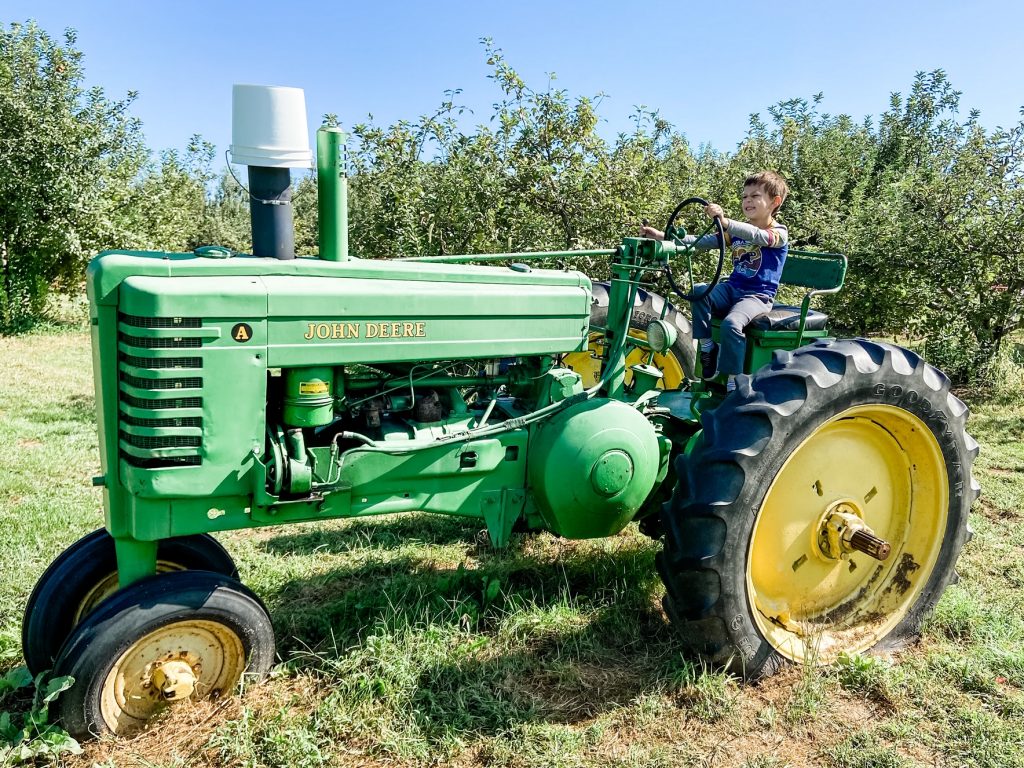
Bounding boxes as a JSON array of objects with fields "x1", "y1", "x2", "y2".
[{"x1": 229, "y1": 84, "x2": 312, "y2": 260}]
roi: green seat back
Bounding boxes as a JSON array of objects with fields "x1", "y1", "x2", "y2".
[{"x1": 779, "y1": 250, "x2": 847, "y2": 291}]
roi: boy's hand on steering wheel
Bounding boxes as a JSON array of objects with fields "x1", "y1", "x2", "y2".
[{"x1": 704, "y1": 203, "x2": 727, "y2": 224}]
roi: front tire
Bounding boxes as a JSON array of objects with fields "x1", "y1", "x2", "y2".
[
  {"x1": 54, "y1": 570, "x2": 275, "y2": 739},
  {"x1": 22, "y1": 530, "x2": 238, "y2": 676},
  {"x1": 658, "y1": 339, "x2": 979, "y2": 678}
]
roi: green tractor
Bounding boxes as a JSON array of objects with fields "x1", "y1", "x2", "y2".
[{"x1": 22, "y1": 86, "x2": 978, "y2": 738}]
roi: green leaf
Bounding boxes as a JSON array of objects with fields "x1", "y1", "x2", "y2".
[
  {"x1": 0, "y1": 711, "x2": 20, "y2": 742},
  {"x1": 40, "y1": 675, "x2": 74, "y2": 706},
  {"x1": 484, "y1": 577, "x2": 502, "y2": 604},
  {"x1": 0, "y1": 667, "x2": 32, "y2": 697},
  {"x1": 37, "y1": 726, "x2": 82, "y2": 756}
]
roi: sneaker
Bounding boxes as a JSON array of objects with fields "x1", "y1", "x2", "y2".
[{"x1": 700, "y1": 344, "x2": 719, "y2": 380}]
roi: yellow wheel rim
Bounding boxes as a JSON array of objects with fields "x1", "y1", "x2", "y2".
[
  {"x1": 100, "y1": 619, "x2": 246, "y2": 734},
  {"x1": 746, "y1": 405, "x2": 948, "y2": 663},
  {"x1": 74, "y1": 561, "x2": 187, "y2": 624},
  {"x1": 563, "y1": 331, "x2": 686, "y2": 389}
]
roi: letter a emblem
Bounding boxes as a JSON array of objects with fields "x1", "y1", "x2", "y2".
[{"x1": 231, "y1": 322, "x2": 253, "y2": 343}]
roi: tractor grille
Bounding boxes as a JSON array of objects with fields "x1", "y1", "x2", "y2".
[
  {"x1": 119, "y1": 315, "x2": 202, "y2": 329},
  {"x1": 120, "y1": 333, "x2": 203, "y2": 349},
  {"x1": 120, "y1": 414, "x2": 203, "y2": 429},
  {"x1": 120, "y1": 353, "x2": 201, "y2": 369},
  {"x1": 121, "y1": 373, "x2": 203, "y2": 390},
  {"x1": 121, "y1": 394, "x2": 203, "y2": 410},
  {"x1": 121, "y1": 434, "x2": 202, "y2": 449},
  {"x1": 117, "y1": 313, "x2": 205, "y2": 468}
]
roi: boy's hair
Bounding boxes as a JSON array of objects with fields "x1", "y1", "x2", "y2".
[{"x1": 745, "y1": 171, "x2": 789, "y2": 214}]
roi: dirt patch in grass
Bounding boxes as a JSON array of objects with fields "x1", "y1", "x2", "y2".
[{"x1": 977, "y1": 497, "x2": 1020, "y2": 521}]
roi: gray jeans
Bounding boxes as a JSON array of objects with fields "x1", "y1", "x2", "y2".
[{"x1": 691, "y1": 282, "x2": 773, "y2": 375}]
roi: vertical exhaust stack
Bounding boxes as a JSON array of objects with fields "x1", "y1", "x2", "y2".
[{"x1": 230, "y1": 85, "x2": 312, "y2": 260}]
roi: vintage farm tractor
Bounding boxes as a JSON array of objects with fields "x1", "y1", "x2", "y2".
[{"x1": 22, "y1": 86, "x2": 978, "y2": 738}]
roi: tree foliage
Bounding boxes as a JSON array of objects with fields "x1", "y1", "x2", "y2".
[
  {"x1": 0, "y1": 21, "x2": 146, "y2": 329},
  {"x1": 3, "y1": 28, "x2": 1022, "y2": 382},
  {"x1": 334, "y1": 53, "x2": 1024, "y2": 381}
]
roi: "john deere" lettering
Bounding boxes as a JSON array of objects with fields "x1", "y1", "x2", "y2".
[{"x1": 303, "y1": 321, "x2": 427, "y2": 340}]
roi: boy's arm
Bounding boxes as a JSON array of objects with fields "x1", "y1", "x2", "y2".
[
  {"x1": 723, "y1": 220, "x2": 788, "y2": 248},
  {"x1": 676, "y1": 233, "x2": 723, "y2": 251},
  {"x1": 640, "y1": 224, "x2": 722, "y2": 251}
]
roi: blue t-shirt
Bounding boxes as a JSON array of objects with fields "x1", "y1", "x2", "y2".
[{"x1": 725, "y1": 224, "x2": 789, "y2": 298}]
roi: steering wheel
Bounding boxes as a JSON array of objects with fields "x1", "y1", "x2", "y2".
[{"x1": 661, "y1": 196, "x2": 727, "y2": 303}]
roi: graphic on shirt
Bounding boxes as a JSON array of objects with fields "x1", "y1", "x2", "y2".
[{"x1": 731, "y1": 241, "x2": 762, "y2": 279}]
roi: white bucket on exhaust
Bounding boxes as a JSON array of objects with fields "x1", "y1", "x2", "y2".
[{"x1": 230, "y1": 84, "x2": 312, "y2": 168}]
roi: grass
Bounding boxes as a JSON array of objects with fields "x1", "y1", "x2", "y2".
[{"x1": 1, "y1": 328, "x2": 1024, "y2": 767}]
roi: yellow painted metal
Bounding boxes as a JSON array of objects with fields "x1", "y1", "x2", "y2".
[
  {"x1": 99, "y1": 619, "x2": 246, "y2": 734},
  {"x1": 73, "y1": 560, "x2": 187, "y2": 624},
  {"x1": 150, "y1": 659, "x2": 197, "y2": 700},
  {"x1": 746, "y1": 405, "x2": 948, "y2": 663},
  {"x1": 564, "y1": 331, "x2": 686, "y2": 390}
]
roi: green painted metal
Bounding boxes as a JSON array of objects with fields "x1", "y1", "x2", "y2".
[
  {"x1": 88, "y1": 250, "x2": 592, "y2": 306},
  {"x1": 115, "y1": 538, "x2": 157, "y2": 588},
  {"x1": 527, "y1": 398, "x2": 660, "y2": 538},
  {"x1": 316, "y1": 127, "x2": 349, "y2": 262},
  {"x1": 283, "y1": 367, "x2": 334, "y2": 427}
]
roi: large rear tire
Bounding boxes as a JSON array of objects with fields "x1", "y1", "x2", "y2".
[
  {"x1": 658, "y1": 339, "x2": 979, "y2": 678},
  {"x1": 564, "y1": 283, "x2": 695, "y2": 388}
]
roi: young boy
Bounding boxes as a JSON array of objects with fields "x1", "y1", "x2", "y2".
[{"x1": 641, "y1": 171, "x2": 789, "y2": 391}]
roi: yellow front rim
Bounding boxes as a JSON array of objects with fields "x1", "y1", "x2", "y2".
[
  {"x1": 563, "y1": 331, "x2": 686, "y2": 389},
  {"x1": 747, "y1": 405, "x2": 948, "y2": 663},
  {"x1": 74, "y1": 561, "x2": 187, "y2": 625},
  {"x1": 100, "y1": 620, "x2": 246, "y2": 734}
]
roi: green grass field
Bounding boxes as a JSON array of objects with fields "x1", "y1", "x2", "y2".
[{"x1": 1, "y1": 329, "x2": 1022, "y2": 768}]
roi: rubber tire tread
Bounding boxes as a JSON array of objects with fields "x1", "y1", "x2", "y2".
[
  {"x1": 657, "y1": 338, "x2": 980, "y2": 680},
  {"x1": 590, "y1": 282, "x2": 696, "y2": 379},
  {"x1": 22, "y1": 530, "x2": 238, "y2": 676},
  {"x1": 53, "y1": 569, "x2": 275, "y2": 740}
]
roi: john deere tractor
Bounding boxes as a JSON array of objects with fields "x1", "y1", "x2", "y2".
[{"x1": 22, "y1": 86, "x2": 978, "y2": 738}]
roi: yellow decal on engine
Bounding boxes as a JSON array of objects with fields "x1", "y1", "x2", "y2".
[
  {"x1": 303, "y1": 322, "x2": 426, "y2": 340},
  {"x1": 299, "y1": 381, "x2": 329, "y2": 395}
]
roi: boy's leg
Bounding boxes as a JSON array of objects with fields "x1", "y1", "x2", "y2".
[
  {"x1": 692, "y1": 283, "x2": 735, "y2": 379},
  {"x1": 691, "y1": 283, "x2": 735, "y2": 340},
  {"x1": 717, "y1": 295, "x2": 773, "y2": 375}
]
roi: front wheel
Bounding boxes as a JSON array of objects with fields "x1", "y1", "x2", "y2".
[
  {"x1": 22, "y1": 530, "x2": 238, "y2": 676},
  {"x1": 54, "y1": 570, "x2": 275, "y2": 739},
  {"x1": 658, "y1": 339, "x2": 979, "y2": 678}
]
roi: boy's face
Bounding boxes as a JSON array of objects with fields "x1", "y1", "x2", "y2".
[{"x1": 741, "y1": 183, "x2": 780, "y2": 224}]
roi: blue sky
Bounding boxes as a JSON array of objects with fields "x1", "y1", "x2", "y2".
[{"x1": 6, "y1": 1, "x2": 1023, "y2": 163}]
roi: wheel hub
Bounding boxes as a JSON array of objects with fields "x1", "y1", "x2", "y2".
[
  {"x1": 149, "y1": 659, "x2": 198, "y2": 700},
  {"x1": 816, "y1": 502, "x2": 892, "y2": 562}
]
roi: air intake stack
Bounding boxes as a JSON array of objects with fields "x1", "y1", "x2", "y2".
[{"x1": 230, "y1": 85, "x2": 313, "y2": 260}]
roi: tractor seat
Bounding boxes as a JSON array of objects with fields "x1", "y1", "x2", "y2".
[{"x1": 749, "y1": 305, "x2": 829, "y2": 332}]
